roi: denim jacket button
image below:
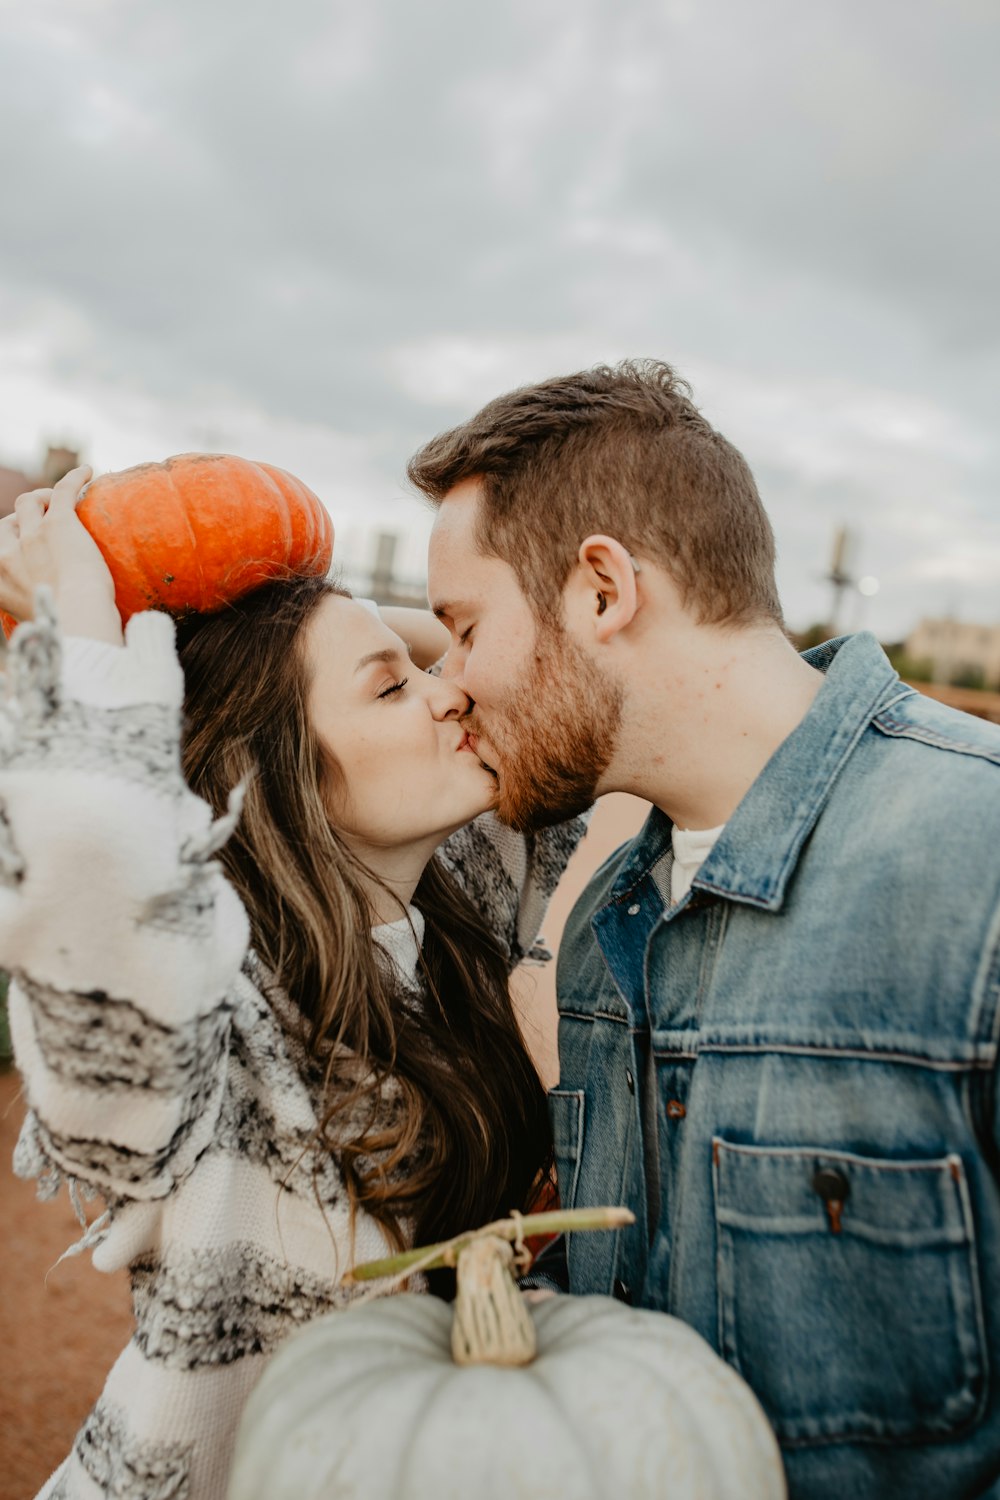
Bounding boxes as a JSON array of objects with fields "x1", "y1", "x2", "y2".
[
  {"x1": 666, "y1": 1099, "x2": 686, "y2": 1120},
  {"x1": 627, "y1": 903, "x2": 641, "y2": 916},
  {"x1": 625, "y1": 1068, "x2": 635, "y2": 1093},
  {"x1": 613, "y1": 1279, "x2": 633, "y2": 1304},
  {"x1": 812, "y1": 1167, "x2": 850, "y2": 1203}
]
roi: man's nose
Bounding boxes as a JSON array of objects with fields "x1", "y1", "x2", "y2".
[
  {"x1": 437, "y1": 646, "x2": 465, "y2": 684},
  {"x1": 432, "y1": 677, "x2": 472, "y2": 720}
]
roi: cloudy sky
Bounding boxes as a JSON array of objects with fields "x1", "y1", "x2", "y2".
[{"x1": 2, "y1": 0, "x2": 997, "y2": 638}]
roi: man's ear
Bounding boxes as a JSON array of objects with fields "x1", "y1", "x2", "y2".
[{"x1": 574, "y1": 535, "x2": 640, "y2": 641}]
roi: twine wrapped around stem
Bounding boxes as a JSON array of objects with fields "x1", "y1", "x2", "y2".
[{"x1": 340, "y1": 1204, "x2": 634, "y2": 1301}]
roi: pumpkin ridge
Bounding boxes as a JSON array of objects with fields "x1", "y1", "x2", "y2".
[
  {"x1": 171, "y1": 455, "x2": 243, "y2": 604},
  {"x1": 516, "y1": 1351, "x2": 611, "y2": 1493},
  {"x1": 162, "y1": 460, "x2": 205, "y2": 609},
  {"x1": 389, "y1": 1363, "x2": 458, "y2": 1500},
  {"x1": 607, "y1": 1336, "x2": 768, "y2": 1488},
  {"x1": 258, "y1": 464, "x2": 297, "y2": 563}
]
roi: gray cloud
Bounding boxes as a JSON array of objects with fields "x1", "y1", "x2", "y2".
[{"x1": 0, "y1": 0, "x2": 997, "y2": 635}]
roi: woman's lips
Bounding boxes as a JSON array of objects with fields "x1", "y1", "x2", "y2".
[{"x1": 465, "y1": 732, "x2": 497, "y2": 776}]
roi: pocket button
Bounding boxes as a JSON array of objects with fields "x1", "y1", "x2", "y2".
[
  {"x1": 812, "y1": 1166, "x2": 850, "y2": 1234},
  {"x1": 812, "y1": 1167, "x2": 850, "y2": 1202}
]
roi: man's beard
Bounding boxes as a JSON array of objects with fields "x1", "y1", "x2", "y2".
[{"x1": 468, "y1": 631, "x2": 624, "y2": 833}]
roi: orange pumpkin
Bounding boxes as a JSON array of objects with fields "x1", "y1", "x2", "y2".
[{"x1": 0, "y1": 452, "x2": 334, "y2": 638}]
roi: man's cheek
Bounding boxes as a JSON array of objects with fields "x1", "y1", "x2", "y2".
[{"x1": 466, "y1": 676, "x2": 493, "y2": 712}]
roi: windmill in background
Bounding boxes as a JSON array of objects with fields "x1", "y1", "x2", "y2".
[{"x1": 822, "y1": 525, "x2": 879, "y2": 633}]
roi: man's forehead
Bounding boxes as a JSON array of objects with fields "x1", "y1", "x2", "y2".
[
  {"x1": 428, "y1": 545, "x2": 523, "y2": 626},
  {"x1": 427, "y1": 552, "x2": 489, "y2": 620},
  {"x1": 428, "y1": 487, "x2": 480, "y2": 551},
  {"x1": 428, "y1": 493, "x2": 487, "y2": 601}
]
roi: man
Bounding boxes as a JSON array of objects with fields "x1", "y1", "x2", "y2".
[{"x1": 410, "y1": 359, "x2": 1000, "y2": 1500}]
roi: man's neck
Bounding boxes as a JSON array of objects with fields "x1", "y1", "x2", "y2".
[{"x1": 607, "y1": 621, "x2": 825, "y2": 829}]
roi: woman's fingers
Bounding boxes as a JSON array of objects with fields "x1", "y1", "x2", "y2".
[
  {"x1": 0, "y1": 469, "x2": 93, "y2": 627},
  {"x1": 0, "y1": 514, "x2": 35, "y2": 620},
  {"x1": 14, "y1": 490, "x2": 47, "y2": 544},
  {"x1": 47, "y1": 464, "x2": 92, "y2": 516}
]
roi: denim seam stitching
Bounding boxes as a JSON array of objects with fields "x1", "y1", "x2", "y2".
[
  {"x1": 715, "y1": 1139, "x2": 962, "y2": 1172},
  {"x1": 873, "y1": 713, "x2": 1000, "y2": 763},
  {"x1": 558, "y1": 1007, "x2": 632, "y2": 1026},
  {"x1": 951, "y1": 1154, "x2": 990, "y2": 1428},
  {"x1": 698, "y1": 1042, "x2": 992, "y2": 1069},
  {"x1": 967, "y1": 898, "x2": 1000, "y2": 1050},
  {"x1": 548, "y1": 1088, "x2": 585, "y2": 1211}
]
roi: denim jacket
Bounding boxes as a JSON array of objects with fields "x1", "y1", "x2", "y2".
[{"x1": 552, "y1": 633, "x2": 1000, "y2": 1500}]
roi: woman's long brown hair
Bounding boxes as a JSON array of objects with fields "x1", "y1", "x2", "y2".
[{"x1": 175, "y1": 576, "x2": 551, "y2": 1257}]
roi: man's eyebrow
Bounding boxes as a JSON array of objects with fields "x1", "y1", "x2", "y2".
[
  {"x1": 354, "y1": 647, "x2": 406, "y2": 674},
  {"x1": 431, "y1": 599, "x2": 465, "y2": 621}
]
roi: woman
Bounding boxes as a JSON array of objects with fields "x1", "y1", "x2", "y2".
[{"x1": 0, "y1": 467, "x2": 585, "y2": 1500}]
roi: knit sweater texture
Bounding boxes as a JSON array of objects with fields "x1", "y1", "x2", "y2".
[{"x1": 1, "y1": 601, "x2": 587, "y2": 1500}]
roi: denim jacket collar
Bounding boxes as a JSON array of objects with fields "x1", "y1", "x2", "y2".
[{"x1": 608, "y1": 632, "x2": 912, "y2": 915}]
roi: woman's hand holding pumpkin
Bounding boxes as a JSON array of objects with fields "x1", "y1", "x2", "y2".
[{"x1": 0, "y1": 465, "x2": 123, "y2": 645}]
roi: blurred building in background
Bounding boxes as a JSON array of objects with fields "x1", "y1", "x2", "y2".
[
  {"x1": 335, "y1": 526, "x2": 430, "y2": 609},
  {"x1": 0, "y1": 445, "x2": 81, "y2": 516},
  {"x1": 904, "y1": 617, "x2": 1000, "y2": 692}
]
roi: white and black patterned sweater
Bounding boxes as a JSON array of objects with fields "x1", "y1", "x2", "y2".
[{"x1": 1, "y1": 603, "x2": 587, "y2": 1500}]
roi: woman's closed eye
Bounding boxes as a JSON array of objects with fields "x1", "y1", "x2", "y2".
[{"x1": 377, "y1": 677, "x2": 409, "y2": 700}]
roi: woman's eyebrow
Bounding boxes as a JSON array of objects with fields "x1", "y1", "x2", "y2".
[{"x1": 353, "y1": 647, "x2": 405, "y2": 674}]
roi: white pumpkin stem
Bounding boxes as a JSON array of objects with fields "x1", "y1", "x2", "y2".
[{"x1": 451, "y1": 1236, "x2": 538, "y2": 1367}]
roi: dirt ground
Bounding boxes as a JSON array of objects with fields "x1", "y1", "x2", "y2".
[
  {"x1": 0, "y1": 793, "x2": 648, "y2": 1500},
  {"x1": 0, "y1": 1069, "x2": 134, "y2": 1500}
]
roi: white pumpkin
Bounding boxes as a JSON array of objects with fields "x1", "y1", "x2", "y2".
[{"x1": 228, "y1": 1242, "x2": 785, "y2": 1500}]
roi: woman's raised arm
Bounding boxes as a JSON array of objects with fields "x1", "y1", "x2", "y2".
[
  {"x1": 0, "y1": 486, "x2": 251, "y2": 1205},
  {"x1": 377, "y1": 604, "x2": 450, "y2": 670}
]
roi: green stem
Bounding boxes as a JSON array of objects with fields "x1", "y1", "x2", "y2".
[{"x1": 343, "y1": 1205, "x2": 635, "y2": 1284}]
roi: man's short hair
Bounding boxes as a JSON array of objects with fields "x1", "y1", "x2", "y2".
[{"x1": 408, "y1": 358, "x2": 783, "y2": 628}]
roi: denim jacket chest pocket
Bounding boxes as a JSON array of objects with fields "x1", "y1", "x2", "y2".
[{"x1": 712, "y1": 1139, "x2": 988, "y2": 1447}]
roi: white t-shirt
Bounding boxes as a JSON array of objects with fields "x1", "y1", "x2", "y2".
[
  {"x1": 372, "y1": 907, "x2": 424, "y2": 986},
  {"x1": 670, "y1": 822, "x2": 726, "y2": 904}
]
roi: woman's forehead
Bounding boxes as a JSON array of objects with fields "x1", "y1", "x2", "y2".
[{"x1": 305, "y1": 594, "x2": 406, "y2": 676}]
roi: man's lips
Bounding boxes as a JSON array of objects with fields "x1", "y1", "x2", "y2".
[{"x1": 463, "y1": 730, "x2": 498, "y2": 776}]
